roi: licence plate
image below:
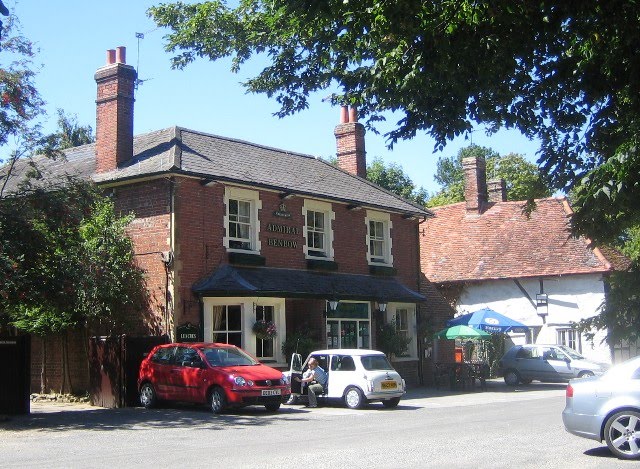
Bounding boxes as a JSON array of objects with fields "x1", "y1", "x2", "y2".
[
  {"x1": 261, "y1": 389, "x2": 281, "y2": 396},
  {"x1": 381, "y1": 381, "x2": 397, "y2": 390}
]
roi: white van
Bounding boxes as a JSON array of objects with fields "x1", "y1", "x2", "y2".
[{"x1": 284, "y1": 349, "x2": 406, "y2": 409}]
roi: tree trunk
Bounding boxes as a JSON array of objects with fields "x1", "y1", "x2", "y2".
[
  {"x1": 40, "y1": 337, "x2": 47, "y2": 394},
  {"x1": 60, "y1": 333, "x2": 73, "y2": 394}
]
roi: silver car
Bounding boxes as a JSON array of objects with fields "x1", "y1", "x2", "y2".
[
  {"x1": 499, "y1": 344, "x2": 607, "y2": 385},
  {"x1": 562, "y1": 355, "x2": 640, "y2": 460}
]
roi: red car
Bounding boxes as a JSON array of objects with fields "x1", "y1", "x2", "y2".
[{"x1": 138, "y1": 342, "x2": 291, "y2": 413}]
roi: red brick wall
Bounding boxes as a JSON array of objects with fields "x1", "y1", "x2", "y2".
[
  {"x1": 113, "y1": 179, "x2": 173, "y2": 335},
  {"x1": 332, "y1": 204, "x2": 368, "y2": 273},
  {"x1": 260, "y1": 192, "x2": 306, "y2": 269},
  {"x1": 172, "y1": 179, "x2": 225, "y2": 327},
  {"x1": 170, "y1": 182, "x2": 421, "y2": 285}
]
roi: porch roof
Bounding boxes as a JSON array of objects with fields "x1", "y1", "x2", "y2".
[{"x1": 192, "y1": 264, "x2": 425, "y2": 303}]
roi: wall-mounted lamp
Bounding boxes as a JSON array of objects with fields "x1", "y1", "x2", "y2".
[
  {"x1": 328, "y1": 299, "x2": 340, "y2": 312},
  {"x1": 536, "y1": 293, "x2": 548, "y2": 309},
  {"x1": 377, "y1": 301, "x2": 388, "y2": 313},
  {"x1": 536, "y1": 293, "x2": 548, "y2": 323}
]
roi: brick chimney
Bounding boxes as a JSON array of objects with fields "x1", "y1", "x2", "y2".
[
  {"x1": 462, "y1": 156, "x2": 488, "y2": 213},
  {"x1": 94, "y1": 46, "x2": 137, "y2": 173},
  {"x1": 334, "y1": 106, "x2": 366, "y2": 178},
  {"x1": 488, "y1": 178, "x2": 507, "y2": 203}
]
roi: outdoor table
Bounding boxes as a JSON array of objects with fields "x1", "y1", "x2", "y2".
[{"x1": 434, "y1": 361, "x2": 489, "y2": 391}]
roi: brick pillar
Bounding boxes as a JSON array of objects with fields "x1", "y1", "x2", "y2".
[
  {"x1": 334, "y1": 106, "x2": 367, "y2": 178},
  {"x1": 94, "y1": 46, "x2": 137, "y2": 173},
  {"x1": 488, "y1": 179, "x2": 507, "y2": 203},
  {"x1": 462, "y1": 156, "x2": 488, "y2": 213}
]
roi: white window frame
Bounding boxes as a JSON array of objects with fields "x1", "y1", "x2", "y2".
[
  {"x1": 365, "y1": 210, "x2": 393, "y2": 266},
  {"x1": 202, "y1": 297, "x2": 285, "y2": 364},
  {"x1": 223, "y1": 186, "x2": 262, "y2": 254},
  {"x1": 302, "y1": 199, "x2": 335, "y2": 260},
  {"x1": 254, "y1": 304, "x2": 276, "y2": 361},
  {"x1": 557, "y1": 328, "x2": 581, "y2": 353},
  {"x1": 325, "y1": 301, "x2": 371, "y2": 349},
  {"x1": 386, "y1": 304, "x2": 417, "y2": 359}
]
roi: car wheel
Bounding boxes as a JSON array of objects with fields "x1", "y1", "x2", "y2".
[
  {"x1": 344, "y1": 386, "x2": 365, "y2": 409},
  {"x1": 382, "y1": 397, "x2": 400, "y2": 408},
  {"x1": 578, "y1": 371, "x2": 595, "y2": 378},
  {"x1": 209, "y1": 387, "x2": 227, "y2": 414},
  {"x1": 264, "y1": 402, "x2": 281, "y2": 412},
  {"x1": 604, "y1": 410, "x2": 640, "y2": 460},
  {"x1": 139, "y1": 382, "x2": 157, "y2": 409},
  {"x1": 285, "y1": 394, "x2": 298, "y2": 405},
  {"x1": 504, "y1": 369, "x2": 520, "y2": 386}
]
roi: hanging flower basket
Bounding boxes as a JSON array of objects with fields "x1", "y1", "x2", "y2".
[{"x1": 253, "y1": 320, "x2": 277, "y2": 339}]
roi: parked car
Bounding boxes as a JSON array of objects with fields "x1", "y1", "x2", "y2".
[
  {"x1": 138, "y1": 342, "x2": 290, "y2": 413},
  {"x1": 283, "y1": 349, "x2": 406, "y2": 409},
  {"x1": 562, "y1": 355, "x2": 640, "y2": 460},
  {"x1": 499, "y1": 344, "x2": 607, "y2": 385}
]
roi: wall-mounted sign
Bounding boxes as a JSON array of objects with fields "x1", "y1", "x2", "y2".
[
  {"x1": 176, "y1": 322, "x2": 200, "y2": 343},
  {"x1": 266, "y1": 223, "x2": 300, "y2": 235},
  {"x1": 266, "y1": 221, "x2": 299, "y2": 248},
  {"x1": 273, "y1": 202, "x2": 292, "y2": 218},
  {"x1": 267, "y1": 238, "x2": 298, "y2": 248}
]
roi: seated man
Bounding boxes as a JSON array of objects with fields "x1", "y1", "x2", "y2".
[{"x1": 295, "y1": 357, "x2": 328, "y2": 408}]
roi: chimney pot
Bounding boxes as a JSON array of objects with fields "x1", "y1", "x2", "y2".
[
  {"x1": 348, "y1": 106, "x2": 358, "y2": 123},
  {"x1": 106, "y1": 49, "x2": 116, "y2": 65},
  {"x1": 115, "y1": 46, "x2": 126, "y2": 64},
  {"x1": 340, "y1": 106, "x2": 349, "y2": 124}
]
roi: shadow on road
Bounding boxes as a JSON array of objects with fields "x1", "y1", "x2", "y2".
[{"x1": 0, "y1": 404, "x2": 313, "y2": 433}]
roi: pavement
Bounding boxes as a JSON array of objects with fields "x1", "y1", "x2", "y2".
[{"x1": 15, "y1": 379, "x2": 566, "y2": 415}]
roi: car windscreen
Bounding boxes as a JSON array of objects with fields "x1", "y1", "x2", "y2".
[
  {"x1": 558, "y1": 346, "x2": 584, "y2": 360},
  {"x1": 201, "y1": 346, "x2": 258, "y2": 366},
  {"x1": 361, "y1": 355, "x2": 394, "y2": 371}
]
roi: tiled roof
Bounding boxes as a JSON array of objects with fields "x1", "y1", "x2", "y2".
[
  {"x1": 421, "y1": 197, "x2": 617, "y2": 283},
  {"x1": 81, "y1": 126, "x2": 430, "y2": 216}
]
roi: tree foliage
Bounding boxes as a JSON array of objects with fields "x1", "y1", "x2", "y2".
[
  {"x1": 366, "y1": 157, "x2": 427, "y2": 206},
  {"x1": 0, "y1": 181, "x2": 146, "y2": 336},
  {"x1": 149, "y1": 0, "x2": 640, "y2": 242},
  {"x1": 427, "y1": 144, "x2": 551, "y2": 207},
  {"x1": 37, "y1": 109, "x2": 94, "y2": 153},
  {"x1": 578, "y1": 268, "x2": 640, "y2": 348}
]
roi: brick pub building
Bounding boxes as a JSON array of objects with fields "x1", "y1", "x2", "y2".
[{"x1": 11, "y1": 47, "x2": 434, "y2": 393}]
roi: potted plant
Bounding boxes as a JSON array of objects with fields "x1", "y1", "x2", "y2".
[{"x1": 252, "y1": 320, "x2": 277, "y2": 340}]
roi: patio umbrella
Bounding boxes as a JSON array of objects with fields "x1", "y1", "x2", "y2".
[
  {"x1": 447, "y1": 308, "x2": 529, "y2": 334},
  {"x1": 434, "y1": 325, "x2": 492, "y2": 340}
]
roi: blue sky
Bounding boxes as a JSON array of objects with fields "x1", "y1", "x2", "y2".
[{"x1": 11, "y1": 0, "x2": 540, "y2": 194}]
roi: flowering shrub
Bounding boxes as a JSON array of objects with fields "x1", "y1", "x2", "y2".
[{"x1": 253, "y1": 320, "x2": 277, "y2": 339}]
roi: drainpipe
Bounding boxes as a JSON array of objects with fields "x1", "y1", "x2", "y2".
[{"x1": 416, "y1": 214, "x2": 429, "y2": 385}]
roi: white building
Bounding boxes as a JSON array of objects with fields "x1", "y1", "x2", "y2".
[{"x1": 420, "y1": 155, "x2": 628, "y2": 364}]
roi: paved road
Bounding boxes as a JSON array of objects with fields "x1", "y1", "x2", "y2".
[{"x1": 0, "y1": 380, "x2": 636, "y2": 468}]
